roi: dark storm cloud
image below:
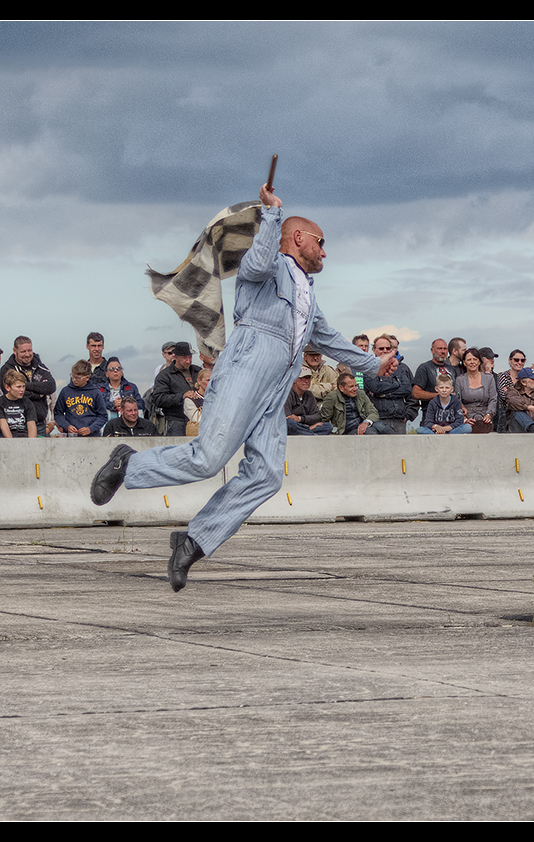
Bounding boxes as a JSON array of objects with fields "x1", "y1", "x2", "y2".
[{"x1": 1, "y1": 21, "x2": 534, "y2": 207}]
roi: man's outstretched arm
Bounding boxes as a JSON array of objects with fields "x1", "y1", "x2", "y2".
[{"x1": 236, "y1": 184, "x2": 283, "y2": 285}]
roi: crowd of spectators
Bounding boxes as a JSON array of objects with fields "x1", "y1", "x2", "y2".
[{"x1": 1, "y1": 330, "x2": 534, "y2": 440}]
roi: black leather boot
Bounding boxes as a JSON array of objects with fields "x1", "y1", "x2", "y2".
[{"x1": 168, "y1": 531, "x2": 205, "y2": 592}]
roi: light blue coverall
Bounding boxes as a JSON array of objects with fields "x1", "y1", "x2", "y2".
[{"x1": 124, "y1": 206, "x2": 381, "y2": 557}]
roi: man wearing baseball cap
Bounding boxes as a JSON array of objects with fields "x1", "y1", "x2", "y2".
[
  {"x1": 285, "y1": 367, "x2": 333, "y2": 436},
  {"x1": 479, "y1": 347, "x2": 504, "y2": 431}
]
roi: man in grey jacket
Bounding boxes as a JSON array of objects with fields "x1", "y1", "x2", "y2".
[{"x1": 91, "y1": 182, "x2": 397, "y2": 592}]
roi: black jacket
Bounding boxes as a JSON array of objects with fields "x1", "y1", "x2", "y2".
[
  {"x1": 0, "y1": 352, "x2": 56, "y2": 424},
  {"x1": 89, "y1": 358, "x2": 108, "y2": 385},
  {"x1": 152, "y1": 363, "x2": 201, "y2": 422},
  {"x1": 102, "y1": 416, "x2": 159, "y2": 437}
]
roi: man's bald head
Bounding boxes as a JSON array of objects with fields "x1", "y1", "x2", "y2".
[{"x1": 280, "y1": 216, "x2": 326, "y2": 274}]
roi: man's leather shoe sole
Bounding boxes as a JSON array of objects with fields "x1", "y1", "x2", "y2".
[{"x1": 90, "y1": 444, "x2": 136, "y2": 506}]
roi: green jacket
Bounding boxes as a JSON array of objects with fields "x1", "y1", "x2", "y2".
[{"x1": 320, "y1": 388, "x2": 379, "y2": 435}]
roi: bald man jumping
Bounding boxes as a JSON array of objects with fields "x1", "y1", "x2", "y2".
[{"x1": 90, "y1": 183, "x2": 397, "y2": 592}]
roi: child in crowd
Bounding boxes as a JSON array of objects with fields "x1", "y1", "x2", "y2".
[
  {"x1": 417, "y1": 373, "x2": 472, "y2": 435},
  {"x1": 0, "y1": 370, "x2": 38, "y2": 438},
  {"x1": 54, "y1": 360, "x2": 108, "y2": 437}
]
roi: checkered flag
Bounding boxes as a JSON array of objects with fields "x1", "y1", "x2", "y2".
[{"x1": 147, "y1": 200, "x2": 262, "y2": 357}]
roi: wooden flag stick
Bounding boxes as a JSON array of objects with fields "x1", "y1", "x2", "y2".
[{"x1": 266, "y1": 154, "x2": 278, "y2": 192}]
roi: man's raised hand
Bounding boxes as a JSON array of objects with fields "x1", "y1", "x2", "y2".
[
  {"x1": 377, "y1": 352, "x2": 398, "y2": 377},
  {"x1": 259, "y1": 183, "x2": 283, "y2": 208}
]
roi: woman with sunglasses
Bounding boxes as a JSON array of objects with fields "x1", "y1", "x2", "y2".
[
  {"x1": 496, "y1": 350, "x2": 528, "y2": 426},
  {"x1": 100, "y1": 356, "x2": 146, "y2": 420}
]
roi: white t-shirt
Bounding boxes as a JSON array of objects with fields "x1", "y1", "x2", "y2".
[{"x1": 288, "y1": 258, "x2": 311, "y2": 356}]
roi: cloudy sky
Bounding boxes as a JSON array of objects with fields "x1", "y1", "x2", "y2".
[{"x1": 2, "y1": 20, "x2": 534, "y2": 390}]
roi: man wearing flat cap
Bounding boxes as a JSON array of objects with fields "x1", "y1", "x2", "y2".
[{"x1": 302, "y1": 343, "x2": 338, "y2": 407}]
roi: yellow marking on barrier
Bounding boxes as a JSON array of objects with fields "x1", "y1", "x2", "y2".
[
  {"x1": 37, "y1": 496, "x2": 43, "y2": 510},
  {"x1": 284, "y1": 460, "x2": 288, "y2": 475},
  {"x1": 164, "y1": 495, "x2": 169, "y2": 508},
  {"x1": 516, "y1": 458, "x2": 520, "y2": 473},
  {"x1": 35, "y1": 463, "x2": 40, "y2": 479},
  {"x1": 287, "y1": 492, "x2": 292, "y2": 506},
  {"x1": 401, "y1": 459, "x2": 406, "y2": 474},
  {"x1": 519, "y1": 489, "x2": 524, "y2": 502}
]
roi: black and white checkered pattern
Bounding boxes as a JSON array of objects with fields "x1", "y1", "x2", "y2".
[{"x1": 147, "y1": 200, "x2": 262, "y2": 357}]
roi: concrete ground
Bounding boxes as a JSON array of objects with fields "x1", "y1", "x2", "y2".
[{"x1": 1, "y1": 518, "x2": 533, "y2": 822}]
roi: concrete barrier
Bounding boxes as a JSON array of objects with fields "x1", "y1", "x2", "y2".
[
  {"x1": 250, "y1": 434, "x2": 534, "y2": 521},
  {"x1": 0, "y1": 438, "x2": 222, "y2": 529},
  {"x1": 0, "y1": 434, "x2": 533, "y2": 529}
]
